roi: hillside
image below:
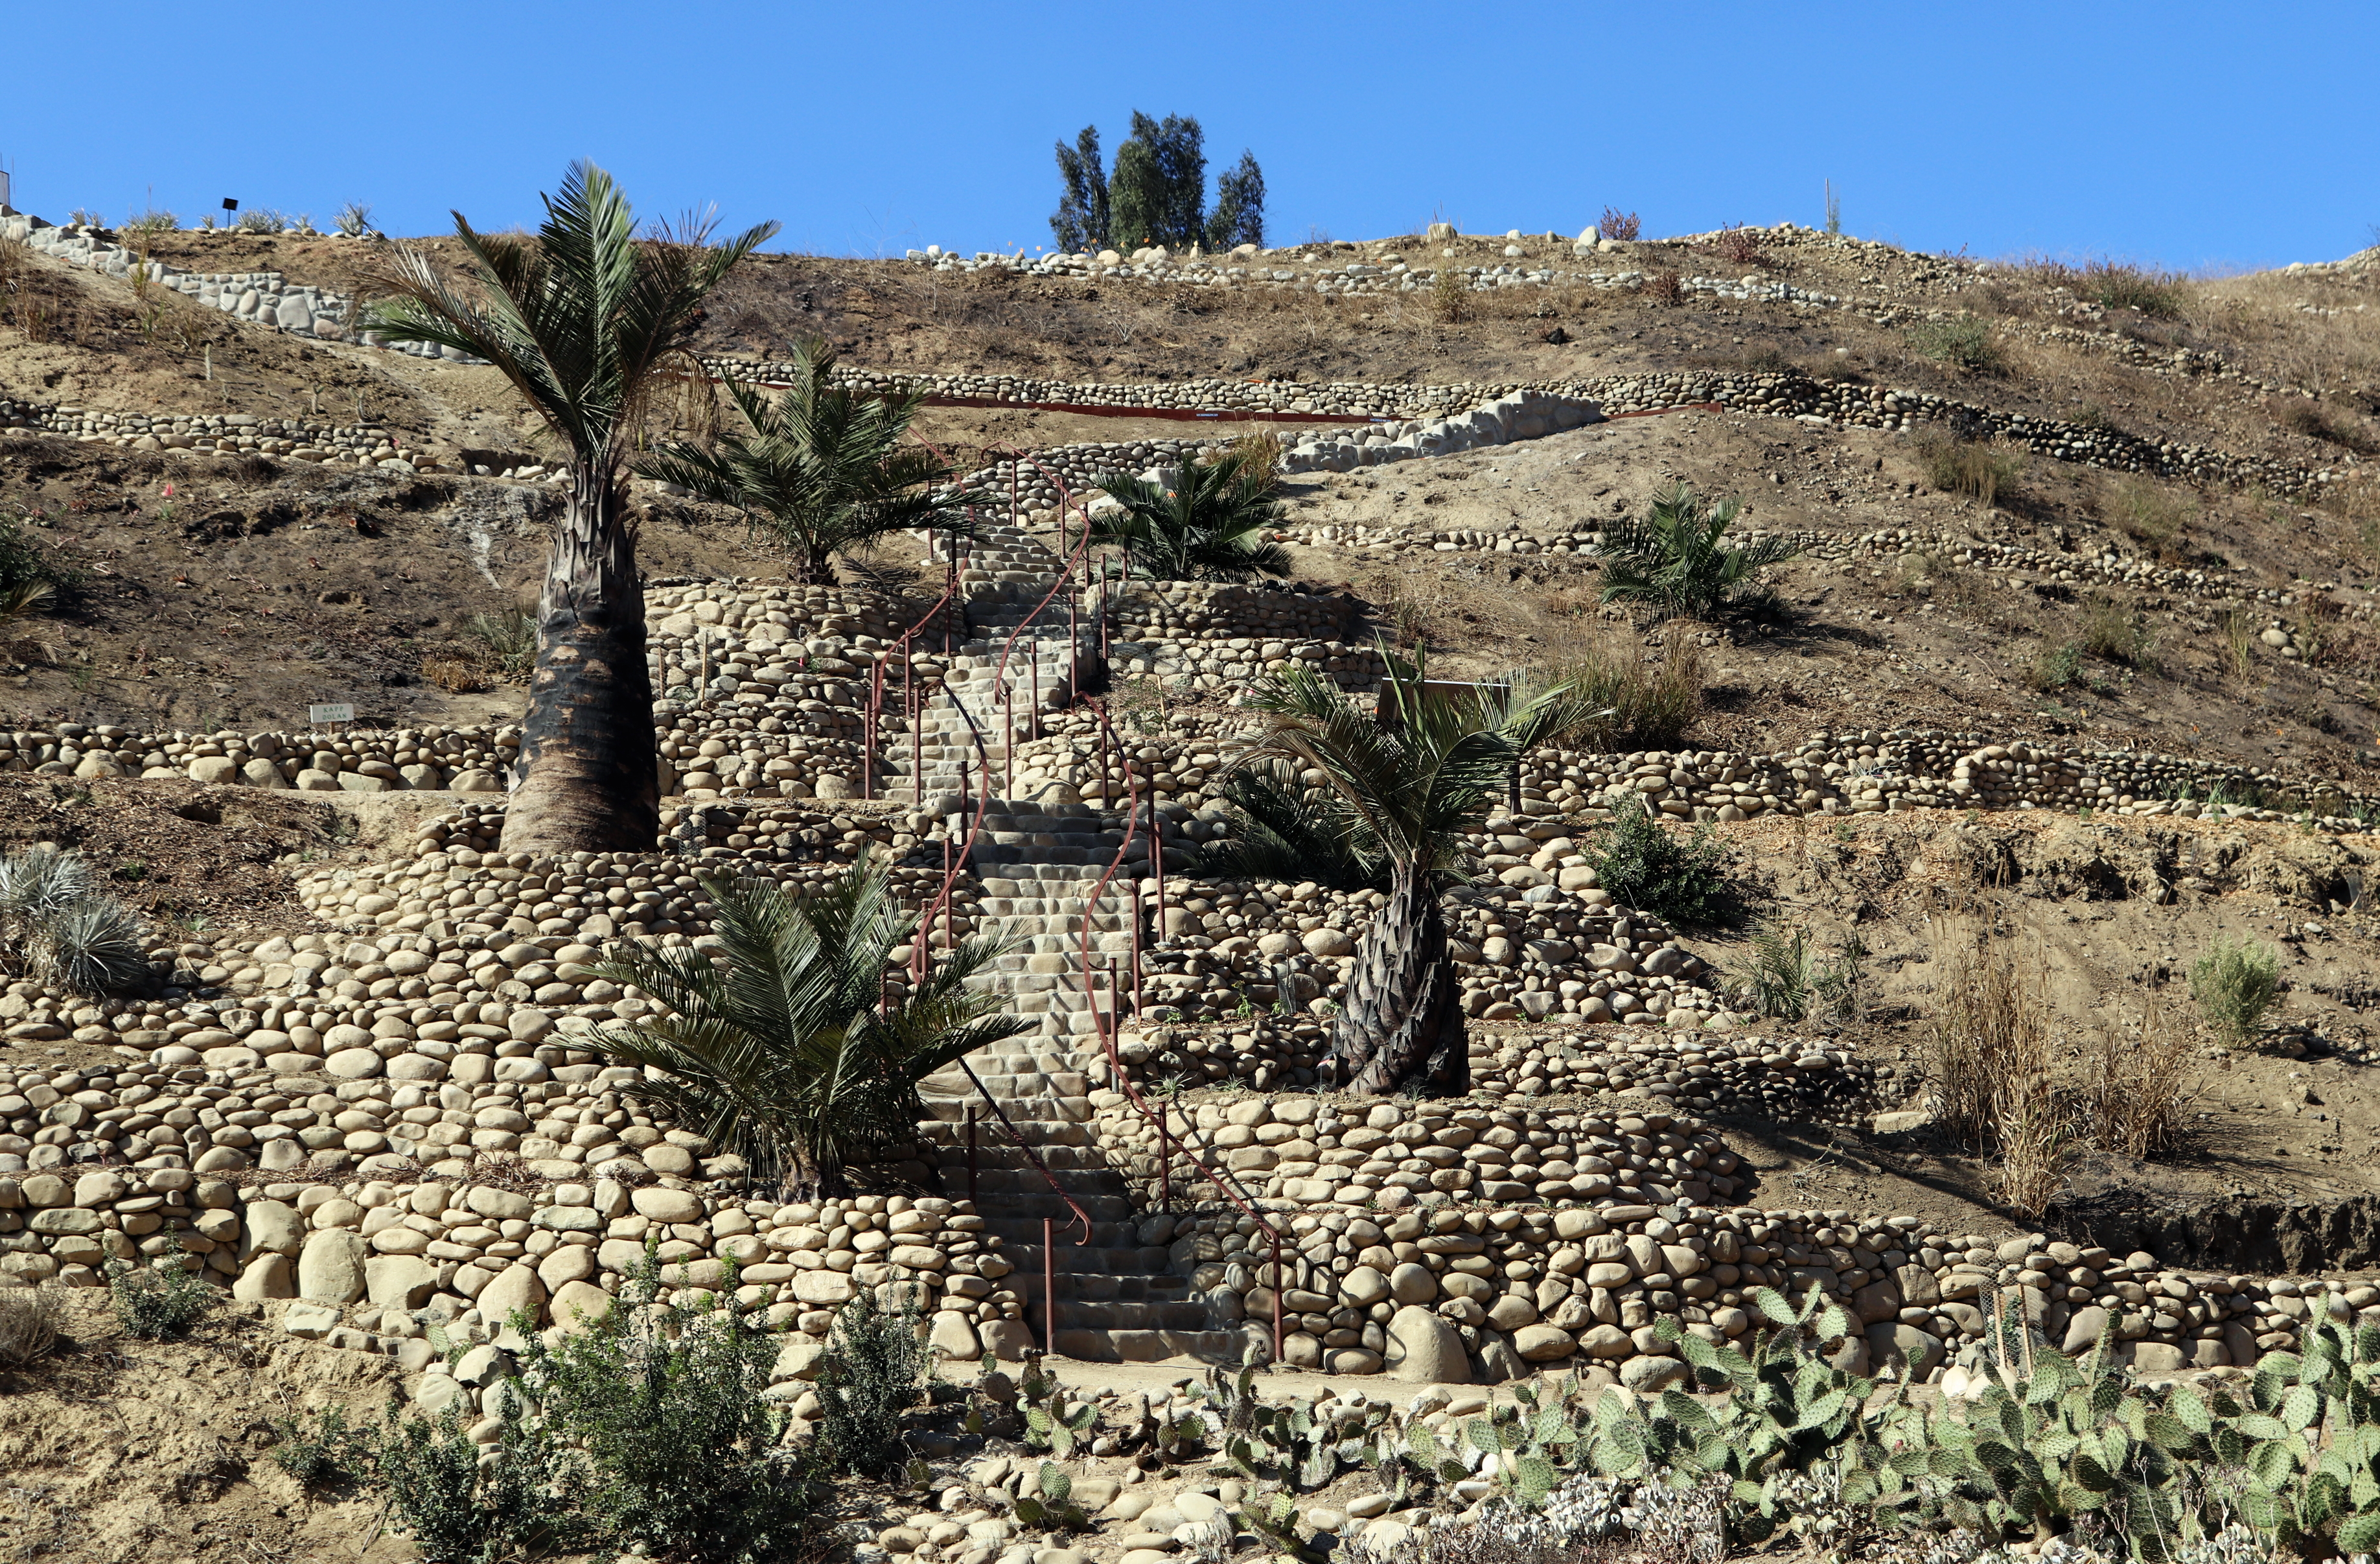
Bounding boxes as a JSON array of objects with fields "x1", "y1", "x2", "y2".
[{"x1": 2, "y1": 209, "x2": 2379, "y2": 1562}]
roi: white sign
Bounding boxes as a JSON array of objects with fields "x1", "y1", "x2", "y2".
[{"x1": 308, "y1": 703, "x2": 355, "y2": 725}]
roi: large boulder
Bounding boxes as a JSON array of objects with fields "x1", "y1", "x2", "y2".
[
  {"x1": 1514, "y1": 1324, "x2": 1576, "y2": 1361},
  {"x1": 478, "y1": 1263, "x2": 548, "y2": 1328},
  {"x1": 295, "y1": 1230, "x2": 367, "y2": 1303},
  {"x1": 233, "y1": 1253, "x2": 294, "y2": 1301},
  {"x1": 238, "y1": 1200, "x2": 305, "y2": 1261},
  {"x1": 1383, "y1": 1305, "x2": 1470, "y2": 1384},
  {"x1": 365, "y1": 1255, "x2": 436, "y2": 1309}
]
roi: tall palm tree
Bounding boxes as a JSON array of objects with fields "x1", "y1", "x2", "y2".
[
  {"x1": 1595, "y1": 482, "x2": 1800, "y2": 621},
  {"x1": 362, "y1": 162, "x2": 776, "y2": 855},
  {"x1": 1235, "y1": 654, "x2": 1597, "y2": 1095},
  {"x1": 584, "y1": 857, "x2": 1028, "y2": 1198},
  {"x1": 636, "y1": 338, "x2": 975, "y2": 585},
  {"x1": 1089, "y1": 445, "x2": 1291, "y2": 582}
]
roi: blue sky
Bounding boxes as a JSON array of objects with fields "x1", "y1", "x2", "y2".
[{"x1": 8, "y1": 3, "x2": 2375, "y2": 274}]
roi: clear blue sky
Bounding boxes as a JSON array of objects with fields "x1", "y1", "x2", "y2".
[{"x1": 8, "y1": 3, "x2": 2375, "y2": 274}]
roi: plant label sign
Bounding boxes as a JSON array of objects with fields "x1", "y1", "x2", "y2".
[{"x1": 308, "y1": 702, "x2": 356, "y2": 725}]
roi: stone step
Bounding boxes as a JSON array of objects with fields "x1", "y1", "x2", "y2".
[{"x1": 1048, "y1": 1325, "x2": 1260, "y2": 1366}]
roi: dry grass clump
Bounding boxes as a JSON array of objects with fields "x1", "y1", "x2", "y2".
[
  {"x1": 2081, "y1": 993, "x2": 2197, "y2": 1159},
  {"x1": 1225, "y1": 426, "x2": 1285, "y2": 481},
  {"x1": 1913, "y1": 431, "x2": 2023, "y2": 506},
  {"x1": 1642, "y1": 270, "x2": 1684, "y2": 308},
  {"x1": 0, "y1": 1285, "x2": 62, "y2": 1369},
  {"x1": 421, "y1": 656, "x2": 486, "y2": 695},
  {"x1": 1539, "y1": 622, "x2": 1705, "y2": 749},
  {"x1": 2282, "y1": 399, "x2": 2378, "y2": 454},
  {"x1": 2107, "y1": 476, "x2": 2199, "y2": 561},
  {"x1": 2079, "y1": 597, "x2": 2156, "y2": 672},
  {"x1": 1926, "y1": 929, "x2": 2068, "y2": 1216},
  {"x1": 1430, "y1": 263, "x2": 1466, "y2": 325}
]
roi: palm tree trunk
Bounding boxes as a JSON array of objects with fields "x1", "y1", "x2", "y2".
[
  {"x1": 1327, "y1": 863, "x2": 1468, "y2": 1096},
  {"x1": 500, "y1": 463, "x2": 659, "y2": 856}
]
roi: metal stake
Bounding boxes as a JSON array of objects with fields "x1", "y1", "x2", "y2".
[
  {"x1": 1043, "y1": 1215, "x2": 1057, "y2": 1356},
  {"x1": 967, "y1": 1105, "x2": 978, "y2": 1204},
  {"x1": 1271, "y1": 1226, "x2": 1285, "y2": 1364}
]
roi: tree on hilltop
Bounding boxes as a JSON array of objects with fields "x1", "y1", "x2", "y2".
[
  {"x1": 362, "y1": 161, "x2": 776, "y2": 856},
  {"x1": 1050, "y1": 113, "x2": 1264, "y2": 253}
]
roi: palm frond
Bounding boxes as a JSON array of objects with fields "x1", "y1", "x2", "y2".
[
  {"x1": 1087, "y1": 446, "x2": 1290, "y2": 583},
  {"x1": 362, "y1": 159, "x2": 777, "y2": 475},
  {"x1": 583, "y1": 857, "x2": 1026, "y2": 1195},
  {"x1": 1203, "y1": 760, "x2": 1390, "y2": 891},
  {"x1": 1594, "y1": 481, "x2": 1797, "y2": 620}
]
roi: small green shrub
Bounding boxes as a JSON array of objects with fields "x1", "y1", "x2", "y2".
[
  {"x1": 520, "y1": 1254, "x2": 817, "y2": 1562},
  {"x1": 1589, "y1": 802, "x2": 1737, "y2": 928},
  {"x1": 1907, "y1": 316, "x2": 2003, "y2": 373},
  {"x1": 467, "y1": 602, "x2": 539, "y2": 679},
  {"x1": 815, "y1": 1287, "x2": 929, "y2": 1478},
  {"x1": 1734, "y1": 924, "x2": 1866, "y2": 1024},
  {"x1": 2191, "y1": 937, "x2": 2280, "y2": 1046},
  {"x1": 2029, "y1": 642, "x2": 2083, "y2": 692},
  {"x1": 269, "y1": 1403, "x2": 373, "y2": 1488},
  {"x1": 379, "y1": 1397, "x2": 586, "y2": 1564},
  {"x1": 106, "y1": 1258, "x2": 216, "y2": 1340}
]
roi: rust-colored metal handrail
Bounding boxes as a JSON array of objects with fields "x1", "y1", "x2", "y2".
[
  {"x1": 1072, "y1": 718, "x2": 1286, "y2": 1362},
  {"x1": 898, "y1": 435, "x2": 1107, "y2": 1256}
]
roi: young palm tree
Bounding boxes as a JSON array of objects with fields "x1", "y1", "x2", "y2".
[
  {"x1": 1235, "y1": 655, "x2": 1598, "y2": 1095},
  {"x1": 1088, "y1": 445, "x2": 1291, "y2": 582},
  {"x1": 1595, "y1": 482, "x2": 1800, "y2": 621},
  {"x1": 584, "y1": 857, "x2": 1028, "y2": 1198},
  {"x1": 636, "y1": 338, "x2": 975, "y2": 585},
  {"x1": 362, "y1": 162, "x2": 777, "y2": 855}
]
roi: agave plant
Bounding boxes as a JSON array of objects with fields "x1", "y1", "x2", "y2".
[
  {"x1": 0, "y1": 846, "x2": 149, "y2": 995},
  {"x1": 584, "y1": 856, "x2": 1029, "y2": 1197},
  {"x1": 1595, "y1": 482, "x2": 1800, "y2": 620}
]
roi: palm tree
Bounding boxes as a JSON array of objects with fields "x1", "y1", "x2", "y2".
[
  {"x1": 1234, "y1": 654, "x2": 1598, "y2": 1095},
  {"x1": 1595, "y1": 482, "x2": 1800, "y2": 620},
  {"x1": 584, "y1": 857, "x2": 1028, "y2": 1198},
  {"x1": 1088, "y1": 445, "x2": 1291, "y2": 582},
  {"x1": 362, "y1": 162, "x2": 776, "y2": 855},
  {"x1": 636, "y1": 338, "x2": 976, "y2": 585}
]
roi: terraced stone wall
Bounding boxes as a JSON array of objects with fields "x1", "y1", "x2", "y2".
[{"x1": 1078, "y1": 1087, "x2": 2354, "y2": 1383}]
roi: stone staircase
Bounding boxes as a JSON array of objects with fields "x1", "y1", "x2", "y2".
[
  {"x1": 877, "y1": 520, "x2": 1093, "y2": 806},
  {"x1": 895, "y1": 517, "x2": 1248, "y2": 1362}
]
